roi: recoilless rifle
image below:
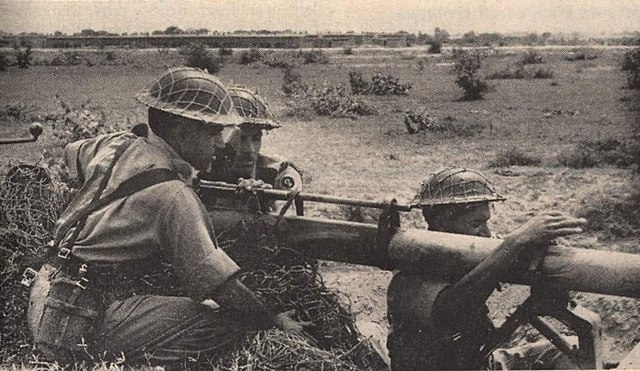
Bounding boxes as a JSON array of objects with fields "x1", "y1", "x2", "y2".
[{"x1": 199, "y1": 180, "x2": 640, "y2": 369}]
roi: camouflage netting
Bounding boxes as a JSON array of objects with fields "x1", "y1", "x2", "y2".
[
  {"x1": 213, "y1": 216, "x2": 388, "y2": 370},
  {"x1": 0, "y1": 167, "x2": 387, "y2": 370},
  {"x1": 0, "y1": 165, "x2": 73, "y2": 363}
]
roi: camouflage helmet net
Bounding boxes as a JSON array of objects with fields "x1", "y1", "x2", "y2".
[
  {"x1": 228, "y1": 85, "x2": 281, "y2": 130},
  {"x1": 137, "y1": 67, "x2": 242, "y2": 126},
  {"x1": 414, "y1": 168, "x2": 506, "y2": 206}
]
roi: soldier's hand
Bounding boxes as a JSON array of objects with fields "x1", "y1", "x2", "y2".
[
  {"x1": 510, "y1": 211, "x2": 586, "y2": 248},
  {"x1": 237, "y1": 177, "x2": 273, "y2": 191},
  {"x1": 273, "y1": 309, "x2": 317, "y2": 344}
]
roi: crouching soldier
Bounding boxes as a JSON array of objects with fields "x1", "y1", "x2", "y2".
[
  {"x1": 198, "y1": 86, "x2": 302, "y2": 211},
  {"x1": 387, "y1": 168, "x2": 585, "y2": 370},
  {"x1": 27, "y1": 67, "x2": 310, "y2": 367}
]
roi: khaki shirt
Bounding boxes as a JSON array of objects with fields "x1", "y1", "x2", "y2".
[{"x1": 57, "y1": 130, "x2": 240, "y2": 299}]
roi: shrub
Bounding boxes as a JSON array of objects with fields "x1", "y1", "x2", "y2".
[
  {"x1": 178, "y1": 43, "x2": 224, "y2": 74},
  {"x1": 574, "y1": 181, "x2": 640, "y2": 239},
  {"x1": 342, "y1": 47, "x2": 353, "y2": 55},
  {"x1": 0, "y1": 54, "x2": 8, "y2": 71},
  {"x1": 403, "y1": 110, "x2": 484, "y2": 137},
  {"x1": 488, "y1": 64, "x2": 526, "y2": 79},
  {"x1": 452, "y1": 48, "x2": 490, "y2": 100},
  {"x1": 622, "y1": 47, "x2": 640, "y2": 89},
  {"x1": 519, "y1": 50, "x2": 546, "y2": 64},
  {"x1": 557, "y1": 138, "x2": 640, "y2": 169},
  {"x1": 306, "y1": 84, "x2": 377, "y2": 118},
  {"x1": 14, "y1": 44, "x2": 32, "y2": 68},
  {"x1": 299, "y1": 49, "x2": 329, "y2": 64},
  {"x1": 349, "y1": 71, "x2": 370, "y2": 94},
  {"x1": 489, "y1": 148, "x2": 542, "y2": 167},
  {"x1": 532, "y1": 67, "x2": 554, "y2": 79},
  {"x1": 49, "y1": 50, "x2": 85, "y2": 66},
  {"x1": 565, "y1": 49, "x2": 598, "y2": 61},
  {"x1": 282, "y1": 65, "x2": 307, "y2": 96},
  {"x1": 239, "y1": 48, "x2": 263, "y2": 65},
  {"x1": 262, "y1": 50, "x2": 298, "y2": 69},
  {"x1": 219, "y1": 47, "x2": 233, "y2": 56},
  {"x1": 349, "y1": 71, "x2": 411, "y2": 95}
]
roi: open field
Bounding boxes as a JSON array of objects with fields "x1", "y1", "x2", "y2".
[{"x1": 1, "y1": 47, "x2": 639, "y2": 367}]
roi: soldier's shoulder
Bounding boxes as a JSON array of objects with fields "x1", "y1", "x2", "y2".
[{"x1": 258, "y1": 154, "x2": 301, "y2": 173}]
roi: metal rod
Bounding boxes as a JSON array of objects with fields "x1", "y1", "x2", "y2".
[
  {"x1": 0, "y1": 137, "x2": 38, "y2": 144},
  {"x1": 198, "y1": 180, "x2": 417, "y2": 211}
]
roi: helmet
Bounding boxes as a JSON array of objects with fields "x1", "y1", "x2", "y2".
[
  {"x1": 137, "y1": 67, "x2": 242, "y2": 126},
  {"x1": 414, "y1": 168, "x2": 505, "y2": 206},
  {"x1": 228, "y1": 85, "x2": 281, "y2": 130}
]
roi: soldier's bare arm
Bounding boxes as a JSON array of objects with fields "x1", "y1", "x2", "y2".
[{"x1": 435, "y1": 212, "x2": 586, "y2": 315}]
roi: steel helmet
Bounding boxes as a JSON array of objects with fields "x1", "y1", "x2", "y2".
[
  {"x1": 414, "y1": 168, "x2": 505, "y2": 206},
  {"x1": 228, "y1": 85, "x2": 281, "y2": 130},
  {"x1": 137, "y1": 67, "x2": 242, "y2": 126}
]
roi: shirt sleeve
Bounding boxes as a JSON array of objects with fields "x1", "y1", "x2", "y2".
[
  {"x1": 64, "y1": 132, "x2": 136, "y2": 184},
  {"x1": 161, "y1": 184, "x2": 240, "y2": 299}
]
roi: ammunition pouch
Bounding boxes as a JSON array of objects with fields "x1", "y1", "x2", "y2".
[{"x1": 28, "y1": 263, "x2": 104, "y2": 363}]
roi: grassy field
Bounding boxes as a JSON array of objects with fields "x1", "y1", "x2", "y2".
[{"x1": 1, "y1": 47, "x2": 639, "y2": 367}]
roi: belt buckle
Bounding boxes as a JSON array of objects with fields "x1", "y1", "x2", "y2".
[
  {"x1": 57, "y1": 247, "x2": 71, "y2": 259},
  {"x1": 21, "y1": 267, "x2": 38, "y2": 287}
]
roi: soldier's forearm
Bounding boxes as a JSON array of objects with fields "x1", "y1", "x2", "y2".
[
  {"x1": 213, "y1": 278, "x2": 276, "y2": 329},
  {"x1": 436, "y1": 236, "x2": 526, "y2": 311}
]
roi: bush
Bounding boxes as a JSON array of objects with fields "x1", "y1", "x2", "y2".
[
  {"x1": 557, "y1": 138, "x2": 640, "y2": 169},
  {"x1": 306, "y1": 84, "x2": 377, "y2": 118},
  {"x1": 179, "y1": 43, "x2": 224, "y2": 74},
  {"x1": 282, "y1": 65, "x2": 307, "y2": 96},
  {"x1": 342, "y1": 47, "x2": 353, "y2": 55},
  {"x1": 299, "y1": 49, "x2": 329, "y2": 64},
  {"x1": 519, "y1": 50, "x2": 546, "y2": 64},
  {"x1": 219, "y1": 47, "x2": 233, "y2": 56},
  {"x1": 488, "y1": 64, "x2": 526, "y2": 79},
  {"x1": 14, "y1": 44, "x2": 32, "y2": 68},
  {"x1": 239, "y1": 48, "x2": 263, "y2": 65},
  {"x1": 532, "y1": 67, "x2": 554, "y2": 79},
  {"x1": 349, "y1": 71, "x2": 411, "y2": 95},
  {"x1": 49, "y1": 50, "x2": 85, "y2": 66},
  {"x1": 403, "y1": 110, "x2": 484, "y2": 137},
  {"x1": 574, "y1": 181, "x2": 640, "y2": 239},
  {"x1": 489, "y1": 148, "x2": 542, "y2": 167},
  {"x1": 565, "y1": 49, "x2": 598, "y2": 61},
  {"x1": 0, "y1": 54, "x2": 8, "y2": 71},
  {"x1": 262, "y1": 50, "x2": 298, "y2": 69},
  {"x1": 622, "y1": 47, "x2": 640, "y2": 89},
  {"x1": 452, "y1": 48, "x2": 490, "y2": 100}
]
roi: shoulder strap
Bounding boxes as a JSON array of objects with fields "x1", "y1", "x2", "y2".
[{"x1": 58, "y1": 167, "x2": 179, "y2": 251}]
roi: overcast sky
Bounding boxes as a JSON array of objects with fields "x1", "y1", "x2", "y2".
[{"x1": 1, "y1": 0, "x2": 639, "y2": 35}]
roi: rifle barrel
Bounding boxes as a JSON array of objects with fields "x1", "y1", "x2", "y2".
[
  {"x1": 0, "y1": 137, "x2": 38, "y2": 144},
  {"x1": 198, "y1": 180, "x2": 416, "y2": 211}
]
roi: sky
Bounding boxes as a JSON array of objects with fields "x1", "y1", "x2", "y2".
[{"x1": 1, "y1": 0, "x2": 639, "y2": 36}]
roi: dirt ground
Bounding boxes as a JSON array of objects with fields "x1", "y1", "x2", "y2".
[{"x1": 1, "y1": 47, "x2": 639, "y2": 367}]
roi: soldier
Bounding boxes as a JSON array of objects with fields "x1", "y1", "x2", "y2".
[
  {"x1": 387, "y1": 168, "x2": 585, "y2": 370},
  {"x1": 199, "y1": 86, "x2": 302, "y2": 211},
  {"x1": 27, "y1": 67, "x2": 311, "y2": 367}
]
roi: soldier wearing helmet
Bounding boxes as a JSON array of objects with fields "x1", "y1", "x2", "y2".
[
  {"x1": 199, "y1": 86, "x2": 302, "y2": 210},
  {"x1": 27, "y1": 67, "x2": 310, "y2": 367},
  {"x1": 387, "y1": 168, "x2": 585, "y2": 370}
]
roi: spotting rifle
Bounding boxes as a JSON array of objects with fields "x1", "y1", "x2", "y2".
[{"x1": 200, "y1": 180, "x2": 640, "y2": 368}]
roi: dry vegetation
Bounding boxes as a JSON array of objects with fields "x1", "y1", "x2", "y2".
[{"x1": 1, "y1": 45, "x2": 639, "y2": 368}]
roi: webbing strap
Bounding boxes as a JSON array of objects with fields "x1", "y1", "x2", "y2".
[{"x1": 59, "y1": 168, "x2": 180, "y2": 251}]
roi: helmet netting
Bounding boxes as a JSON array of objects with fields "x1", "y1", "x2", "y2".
[
  {"x1": 138, "y1": 67, "x2": 239, "y2": 125},
  {"x1": 416, "y1": 168, "x2": 505, "y2": 206}
]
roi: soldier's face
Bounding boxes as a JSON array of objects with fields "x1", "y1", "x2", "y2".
[
  {"x1": 229, "y1": 126, "x2": 263, "y2": 177},
  {"x1": 444, "y1": 202, "x2": 492, "y2": 237},
  {"x1": 178, "y1": 123, "x2": 224, "y2": 171}
]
